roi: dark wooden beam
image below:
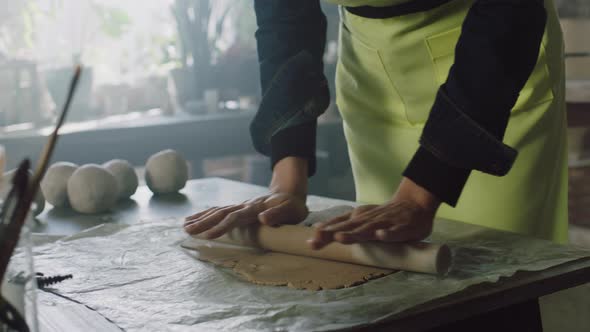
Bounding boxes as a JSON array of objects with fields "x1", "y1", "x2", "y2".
[{"x1": 568, "y1": 102, "x2": 590, "y2": 127}]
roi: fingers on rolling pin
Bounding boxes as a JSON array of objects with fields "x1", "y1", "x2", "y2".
[
  {"x1": 258, "y1": 200, "x2": 290, "y2": 226},
  {"x1": 313, "y1": 213, "x2": 350, "y2": 229},
  {"x1": 185, "y1": 206, "x2": 243, "y2": 235},
  {"x1": 185, "y1": 207, "x2": 217, "y2": 222},
  {"x1": 375, "y1": 224, "x2": 430, "y2": 243},
  {"x1": 334, "y1": 220, "x2": 393, "y2": 244},
  {"x1": 185, "y1": 217, "x2": 224, "y2": 235},
  {"x1": 202, "y1": 206, "x2": 243, "y2": 224},
  {"x1": 351, "y1": 205, "x2": 378, "y2": 217},
  {"x1": 307, "y1": 214, "x2": 350, "y2": 249},
  {"x1": 308, "y1": 231, "x2": 333, "y2": 250},
  {"x1": 203, "y1": 207, "x2": 257, "y2": 239},
  {"x1": 185, "y1": 206, "x2": 224, "y2": 224}
]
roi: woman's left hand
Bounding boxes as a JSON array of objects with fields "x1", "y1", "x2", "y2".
[{"x1": 308, "y1": 178, "x2": 440, "y2": 250}]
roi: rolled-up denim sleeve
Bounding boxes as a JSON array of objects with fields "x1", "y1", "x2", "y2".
[
  {"x1": 403, "y1": 0, "x2": 547, "y2": 206},
  {"x1": 251, "y1": 0, "x2": 330, "y2": 176}
]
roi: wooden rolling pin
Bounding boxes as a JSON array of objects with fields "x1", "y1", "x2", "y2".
[{"x1": 193, "y1": 224, "x2": 452, "y2": 275}]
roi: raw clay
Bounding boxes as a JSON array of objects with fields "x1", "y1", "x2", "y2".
[
  {"x1": 67, "y1": 164, "x2": 118, "y2": 214},
  {"x1": 145, "y1": 149, "x2": 188, "y2": 194},
  {"x1": 41, "y1": 162, "x2": 78, "y2": 208},
  {"x1": 181, "y1": 206, "x2": 395, "y2": 290},
  {"x1": 103, "y1": 159, "x2": 138, "y2": 200},
  {"x1": 183, "y1": 239, "x2": 393, "y2": 291}
]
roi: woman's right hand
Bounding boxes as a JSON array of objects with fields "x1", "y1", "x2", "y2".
[
  {"x1": 184, "y1": 156, "x2": 310, "y2": 239},
  {"x1": 183, "y1": 192, "x2": 308, "y2": 239}
]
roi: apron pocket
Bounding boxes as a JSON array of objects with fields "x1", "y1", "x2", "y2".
[
  {"x1": 425, "y1": 26, "x2": 462, "y2": 85},
  {"x1": 426, "y1": 28, "x2": 555, "y2": 113},
  {"x1": 337, "y1": 22, "x2": 407, "y2": 123},
  {"x1": 512, "y1": 42, "x2": 554, "y2": 112}
]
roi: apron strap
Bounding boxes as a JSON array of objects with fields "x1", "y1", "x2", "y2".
[{"x1": 345, "y1": 0, "x2": 453, "y2": 19}]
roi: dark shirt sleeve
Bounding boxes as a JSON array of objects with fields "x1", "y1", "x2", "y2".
[
  {"x1": 404, "y1": 0, "x2": 547, "y2": 206},
  {"x1": 252, "y1": 0, "x2": 328, "y2": 176}
]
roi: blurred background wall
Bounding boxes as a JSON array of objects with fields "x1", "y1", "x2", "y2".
[{"x1": 0, "y1": 0, "x2": 589, "y2": 225}]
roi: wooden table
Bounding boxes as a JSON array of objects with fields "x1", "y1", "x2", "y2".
[{"x1": 33, "y1": 178, "x2": 590, "y2": 332}]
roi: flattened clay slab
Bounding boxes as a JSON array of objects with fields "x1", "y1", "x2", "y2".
[{"x1": 182, "y1": 239, "x2": 394, "y2": 291}]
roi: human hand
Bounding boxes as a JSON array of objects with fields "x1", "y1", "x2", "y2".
[
  {"x1": 184, "y1": 192, "x2": 308, "y2": 239},
  {"x1": 185, "y1": 157, "x2": 309, "y2": 239},
  {"x1": 308, "y1": 178, "x2": 440, "y2": 249}
]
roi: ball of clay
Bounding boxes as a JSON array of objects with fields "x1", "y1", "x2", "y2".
[
  {"x1": 67, "y1": 164, "x2": 118, "y2": 214},
  {"x1": 145, "y1": 149, "x2": 188, "y2": 194},
  {"x1": 40, "y1": 162, "x2": 78, "y2": 208},
  {"x1": 2, "y1": 169, "x2": 46, "y2": 216},
  {"x1": 103, "y1": 159, "x2": 138, "y2": 200}
]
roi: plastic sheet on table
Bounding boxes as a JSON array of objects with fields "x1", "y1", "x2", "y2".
[{"x1": 19, "y1": 207, "x2": 590, "y2": 332}]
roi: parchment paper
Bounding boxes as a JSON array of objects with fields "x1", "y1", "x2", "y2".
[{"x1": 27, "y1": 207, "x2": 590, "y2": 332}]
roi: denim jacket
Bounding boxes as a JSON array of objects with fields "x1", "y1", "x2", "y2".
[{"x1": 251, "y1": 0, "x2": 546, "y2": 206}]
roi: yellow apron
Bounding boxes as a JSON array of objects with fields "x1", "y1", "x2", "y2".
[{"x1": 333, "y1": 0, "x2": 569, "y2": 243}]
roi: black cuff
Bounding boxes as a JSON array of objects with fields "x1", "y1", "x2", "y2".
[
  {"x1": 403, "y1": 146, "x2": 471, "y2": 207},
  {"x1": 270, "y1": 121, "x2": 317, "y2": 176},
  {"x1": 420, "y1": 88, "x2": 517, "y2": 176}
]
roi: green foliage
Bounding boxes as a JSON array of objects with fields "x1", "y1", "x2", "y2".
[
  {"x1": 92, "y1": 4, "x2": 132, "y2": 39},
  {"x1": 22, "y1": 2, "x2": 38, "y2": 48},
  {"x1": 0, "y1": 1, "x2": 37, "y2": 53}
]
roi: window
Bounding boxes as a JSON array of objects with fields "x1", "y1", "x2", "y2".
[{"x1": 0, "y1": 0, "x2": 261, "y2": 132}]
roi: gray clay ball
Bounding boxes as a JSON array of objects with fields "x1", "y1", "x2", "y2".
[
  {"x1": 67, "y1": 164, "x2": 118, "y2": 214},
  {"x1": 103, "y1": 159, "x2": 138, "y2": 200},
  {"x1": 41, "y1": 162, "x2": 78, "y2": 208},
  {"x1": 145, "y1": 149, "x2": 188, "y2": 194}
]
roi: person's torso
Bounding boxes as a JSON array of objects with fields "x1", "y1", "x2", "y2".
[{"x1": 325, "y1": 0, "x2": 412, "y2": 7}]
